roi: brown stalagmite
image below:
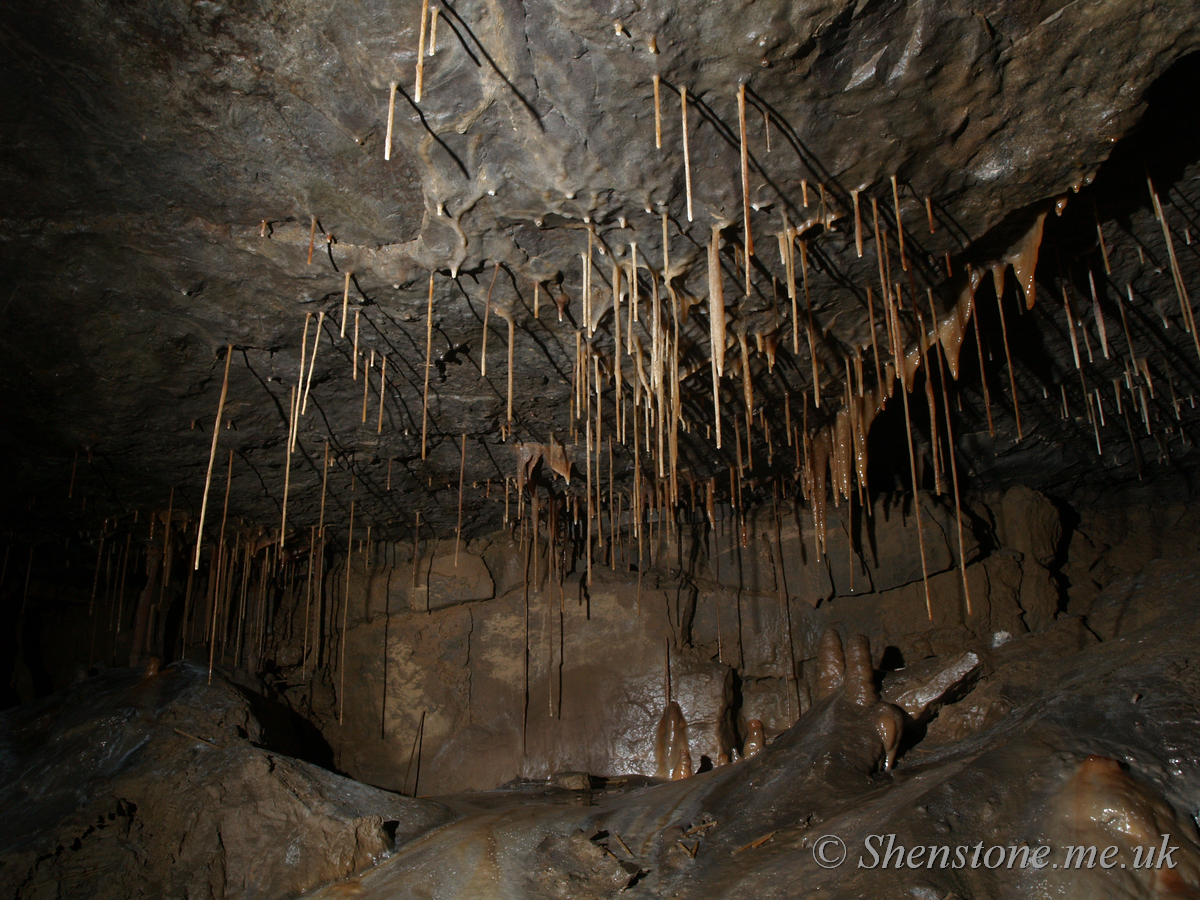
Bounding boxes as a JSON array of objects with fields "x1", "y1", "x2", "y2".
[
  {"x1": 195, "y1": 345, "x2": 233, "y2": 570},
  {"x1": 816, "y1": 629, "x2": 844, "y2": 700},
  {"x1": 339, "y1": 498, "x2": 354, "y2": 724},
  {"x1": 422, "y1": 271, "x2": 435, "y2": 459},
  {"x1": 681, "y1": 86, "x2": 693, "y2": 222},
  {"x1": 415, "y1": 0, "x2": 429, "y2": 102},
  {"x1": 340, "y1": 270, "x2": 351, "y2": 337},
  {"x1": 384, "y1": 82, "x2": 397, "y2": 161},
  {"x1": 302, "y1": 310, "x2": 325, "y2": 415},
  {"x1": 652, "y1": 74, "x2": 662, "y2": 149},
  {"x1": 844, "y1": 634, "x2": 878, "y2": 707},
  {"x1": 994, "y1": 275, "x2": 1024, "y2": 440}
]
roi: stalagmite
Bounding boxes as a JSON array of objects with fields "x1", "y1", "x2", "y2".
[
  {"x1": 422, "y1": 271, "x2": 434, "y2": 459},
  {"x1": 377, "y1": 353, "x2": 387, "y2": 433},
  {"x1": 816, "y1": 629, "x2": 844, "y2": 699},
  {"x1": 415, "y1": 0, "x2": 429, "y2": 102},
  {"x1": 340, "y1": 270, "x2": 351, "y2": 337},
  {"x1": 384, "y1": 82, "x2": 397, "y2": 161},
  {"x1": 302, "y1": 311, "x2": 324, "y2": 415},
  {"x1": 194, "y1": 345, "x2": 232, "y2": 570},
  {"x1": 844, "y1": 634, "x2": 878, "y2": 707},
  {"x1": 652, "y1": 74, "x2": 662, "y2": 149},
  {"x1": 681, "y1": 86, "x2": 693, "y2": 222}
]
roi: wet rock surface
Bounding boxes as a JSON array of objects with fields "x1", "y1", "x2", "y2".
[
  {"x1": 290, "y1": 552, "x2": 1200, "y2": 899},
  {"x1": 0, "y1": 661, "x2": 448, "y2": 900}
]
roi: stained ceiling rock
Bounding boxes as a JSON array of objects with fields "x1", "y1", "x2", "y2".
[{"x1": 1, "y1": 0, "x2": 1199, "y2": 544}]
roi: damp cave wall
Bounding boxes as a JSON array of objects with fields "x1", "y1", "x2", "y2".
[{"x1": 8, "y1": 477, "x2": 1200, "y2": 795}]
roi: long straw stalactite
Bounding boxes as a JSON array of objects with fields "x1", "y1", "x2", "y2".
[{"x1": 195, "y1": 345, "x2": 233, "y2": 571}]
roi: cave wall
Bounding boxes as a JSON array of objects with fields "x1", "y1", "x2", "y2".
[{"x1": 168, "y1": 479, "x2": 1192, "y2": 795}]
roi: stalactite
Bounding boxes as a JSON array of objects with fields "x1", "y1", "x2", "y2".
[
  {"x1": 377, "y1": 353, "x2": 387, "y2": 433},
  {"x1": 738, "y1": 83, "x2": 753, "y2": 295},
  {"x1": 652, "y1": 74, "x2": 662, "y2": 149},
  {"x1": 681, "y1": 86, "x2": 693, "y2": 222},
  {"x1": 422, "y1": 271, "x2": 434, "y2": 459},
  {"x1": 384, "y1": 82, "x2": 397, "y2": 161},
  {"x1": 415, "y1": 0, "x2": 429, "y2": 102},
  {"x1": 302, "y1": 311, "x2": 324, "y2": 415},
  {"x1": 994, "y1": 277, "x2": 1023, "y2": 440},
  {"x1": 362, "y1": 349, "x2": 373, "y2": 424},
  {"x1": 891, "y1": 175, "x2": 907, "y2": 271},
  {"x1": 195, "y1": 345, "x2": 233, "y2": 571}
]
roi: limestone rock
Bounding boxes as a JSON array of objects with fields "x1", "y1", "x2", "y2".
[
  {"x1": 884, "y1": 651, "x2": 982, "y2": 721},
  {"x1": 999, "y1": 487, "x2": 1062, "y2": 566}
]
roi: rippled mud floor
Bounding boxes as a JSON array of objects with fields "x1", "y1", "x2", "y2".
[{"x1": 310, "y1": 557, "x2": 1200, "y2": 900}]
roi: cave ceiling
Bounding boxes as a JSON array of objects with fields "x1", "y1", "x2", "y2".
[{"x1": 2, "y1": 0, "x2": 1200, "y2": 547}]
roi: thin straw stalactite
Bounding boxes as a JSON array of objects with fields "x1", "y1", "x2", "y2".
[{"x1": 195, "y1": 345, "x2": 233, "y2": 571}]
